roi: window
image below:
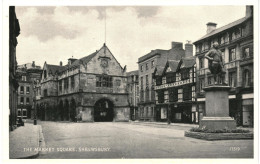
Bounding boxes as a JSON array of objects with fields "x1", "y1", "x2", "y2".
[
  {"x1": 164, "y1": 90, "x2": 169, "y2": 103},
  {"x1": 166, "y1": 73, "x2": 176, "y2": 83},
  {"x1": 26, "y1": 86, "x2": 30, "y2": 94},
  {"x1": 158, "y1": 90, "x2": 164, "y2": 103},
  {"x1": 151, "y1": 86, "x2": 155, "y2": 101},
  {"x1": 44, "y1": 89, "x2": 48, "y2": 97},
  {"x1": 221, "y1": 50, "x2": 225, "y2": 64},
  {"x1": 192, "y1": 86, "x2": 196, "y2": 101},
  {"x1": 196, "y1": 45, "x2": 201, "y2": 53},
  {"x1": 225, "y1": 33, "x2": 229, "y2": 43},
  {"x1": 183, "y1": 85, "x2": 192, "y2": 101},
  {"x1": 59, "y1": 80, "x2": 62, "y2": 92},
  {"x1": 181, "y1": 69, "x2": 190, "y2": 80},
  {"x1": 22, "y1": 109, "x2": 27, "y2": 118},
  {"x1": 71, "y1": 75, "x2": 75, "y2": 89},
  {"x1": 208, "y1": 76, "x2": 213, "y2": 85},
  {"x1": 140, "y1": 89, "x2": 144, "y2": 102},
  {"x1": 17, "y1": 109, "x2": 21, "y2": 117},
  {"x1": 151, "y1": 61, "x2": 154, "y2": 68},
  {"x1": 26, "y1": 97, "x2": 29, "y2": 104},
  {"x1": 169, "y1": 88, "x2": 178, "y2": 102},
  {"x1": 20, "y1": 86, "x2": 24, "y2": 94},
  {"x1": 228, "y1": 72, "x2": 236, "y2": 87},
  {"x1": 145, "y1": 87, "x2": 149, "y2": 101},
  {"x1": 140, "y1": 77, "x2": 143, "y2": 89},
  {"x1": 231, "y1": 32, "x2": 236, "y2": 40},
  {"x1": 200, "y1": 78, "x2": 205, "y2": 92},
  {"x1": 96, "y1": 75, "x2": 113, "y2": 87},
  {"x1": 146, "y1": 75, "x2": 149, "y2": 86},
  {"x1": 140, "y1": 65, "x2": 143, "y2": 72},
  {"x1": 64, "y1": 78, "x2": 68, "y2": 90},
  {"x1": 116, "y1": 79, "x2": 121, "y2": 86},
  {"x1": 22, "y1": 76, "x2": 27, "y2": 81},
  {"x1": 156, "y1": 77, "x2": 162, "y2": 86},
  {"x1": 229, "y1": 48, "x2": 236, "y2": 62},
  {"x1": 243, "y1": 69, "x2": 251, "y2": 87},
  {"x1": 146, "y1": 63, "x2": 149, "y2": 70},
  {"x1": 243, "y1": 47, "x2": 250, "y2": 58},
  {"x1": 178, "y1": 89, "x2": 183, "y2": 102},
  {"x1": 199, "y1": 57, "x2": 204, "y2": 69},
  {"x1": 204, "y1": 42, "x2": 209, "y2": 51},
  {"x1": 44, "y1": 70, "x2": 47, "y2": 79},
  {"x1": 20, "y1": 97, "x2": 24, "y2": 104},
  {"x1": 220, "y1": 36, "x2": 225, "y2": 44}
]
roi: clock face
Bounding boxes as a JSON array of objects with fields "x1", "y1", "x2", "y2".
[{"x1": 101, "y1": 59, "x2": 108, "y2": 68}]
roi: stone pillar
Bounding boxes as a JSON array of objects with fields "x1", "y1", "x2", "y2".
[{"x1": 199, "y1": 86, "x2": 236, "y2": 130}]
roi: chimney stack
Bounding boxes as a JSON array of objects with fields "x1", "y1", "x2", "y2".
[
  {"x1": 32, "y1": 61, "x2": 35, "y2": 67},
  {"x1": 171, "y1": 41, "x2": 183, "y2": 49},
  {"x1": 60, "y1": 61, "x2": 63, "y2": 66},
  {"x1": 185, "y1": 41, "x2": 193, "y2": 58},
  {"x1": 206, "y1": 22, "x2": 217, "y2": 34},
  {"x1": 246, "y1": 5, "x2": 253, "y2": 18}
]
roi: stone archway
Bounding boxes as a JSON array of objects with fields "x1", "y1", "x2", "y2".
[
  {"x1": 94, "y1": 98, "x2": 114, "y2": 122},
  {"x1": 70, "y1": 99, "x2": 77, "y2": 122},
  {"x1": 59, "y1": 100, "x2": 64, "y2": 121},
  {"x1": 64, "y1": 99, "x2": 69, "y2": 121}
]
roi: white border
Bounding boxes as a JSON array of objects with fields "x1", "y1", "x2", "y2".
[{"x1": 1, "y1": 0, "x2": 259, "y2": 164}]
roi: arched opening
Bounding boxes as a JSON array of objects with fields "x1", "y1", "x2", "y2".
[
  {"x1": 59, "y1": 100, "x2": 64, "y2": 121},
  {"x1": 94, "y1": 98, "x2": 114, "y2": 122},
  {"x1": 70, "y1": 99, "x2": 77, "y2": 122},
  {"x1": 64, "y1": 100, "x2": 69, "y2": 121}
]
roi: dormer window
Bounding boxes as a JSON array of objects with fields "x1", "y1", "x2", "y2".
[{"x1": 44, "y1": 70, "x2": 47, "y2": 79}]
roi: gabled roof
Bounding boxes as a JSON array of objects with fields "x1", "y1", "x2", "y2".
[
  {"x1": 167, "y1": 60, "x2": 180, "y2": 73},
  {"x1": 154, "y1": 66, "x2": 165, "y2": 76},
  {"x1": 46, "y1": 64, "x2": 66, "y2": 74},
  {"x1": 193, "y1": 16, "x2": 250, "y2": 44},
  {"x1": 70, "y1": 51, "x2": 98, "y2": 67},
  {"x1": 180, "y1": 57, "x2": 196, "y2": 69}
]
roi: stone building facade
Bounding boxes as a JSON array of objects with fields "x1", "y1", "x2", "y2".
[
  {"x1": 154, "y1": 57, "x2": 196, "y2": 123},
  {"x1": 138, "y1": 41, "x2": 193, "y2": 121},
  {"x1": 16, "y1": 62, "x2": 42, "y2": 119},
  {"x1": 193, "y1": 6, "x2": 254, "y2": 127},
  {"x1": 36, "y1": 44, "x2": 130, "y2": 122},
  {"x1": 126, "y1": 70, "x2": 139, "y2": 120},
  {"x1": 9, "y1": 6, "x2": 20, "y2": 130}
]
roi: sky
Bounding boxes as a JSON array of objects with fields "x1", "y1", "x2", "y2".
[{"x1": 15, "y1": 6, "x2": 246, "y2": 71}]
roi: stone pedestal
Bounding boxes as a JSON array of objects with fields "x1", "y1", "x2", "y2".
[{"x1": 199, "y1": 85, "x2": 236, "y2": 130}]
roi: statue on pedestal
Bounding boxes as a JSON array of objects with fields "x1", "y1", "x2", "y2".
[{"x1": 205, "y1": 42, "x2": 226, "y2": 84}]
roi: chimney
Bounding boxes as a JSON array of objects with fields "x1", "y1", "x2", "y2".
[
  {"x1": 246, "y1": 5, "x2": 253, "y2": 17},
  {"x1": 60, "y1": 61, "x2": 63, "y2": 66},
  {"x1": 32, "y1": 61, "x2": 35, "y2": 67},
  {"x1": 171, "y1": 41, "x2": 183, "y2": 49},
  {"x1": 185, "y1": 41, "x2": 193, "y2": 58},
  {"x1": 206, "y1": 22, "x2": 217, "y2": 34}
]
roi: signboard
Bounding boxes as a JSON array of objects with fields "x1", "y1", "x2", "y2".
[{"x1": 155, "y1": 78, "x2": 192, "y2": 90}]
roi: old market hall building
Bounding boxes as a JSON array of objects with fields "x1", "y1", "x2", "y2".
[{"x1": 35, "y1": 44, "x2": 130, "y2": 122}]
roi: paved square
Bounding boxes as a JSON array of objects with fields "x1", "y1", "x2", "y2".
[{"x1": 38, "y1": 121, "x2": 253, "y2": 159}]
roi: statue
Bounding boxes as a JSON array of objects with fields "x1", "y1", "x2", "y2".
[{"x1": 204, "y1": 42, "x2": 225, "y2": 84}]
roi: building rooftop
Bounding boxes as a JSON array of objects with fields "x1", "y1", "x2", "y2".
[
  {"x1": 193, "y1": 16, "x2": 250, "y2": 44},
  {"x1": 126, "y1": 70, "x2": 139, "y2": 76}
]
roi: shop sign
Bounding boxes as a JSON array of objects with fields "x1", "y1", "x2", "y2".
[{"x1": 155, "y1": 78, "x2": 192, "y2": 90}]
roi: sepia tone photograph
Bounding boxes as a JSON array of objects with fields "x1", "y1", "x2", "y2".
[{"x1": 3, "y1": 1, "x2": 258, "y2": 163}]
